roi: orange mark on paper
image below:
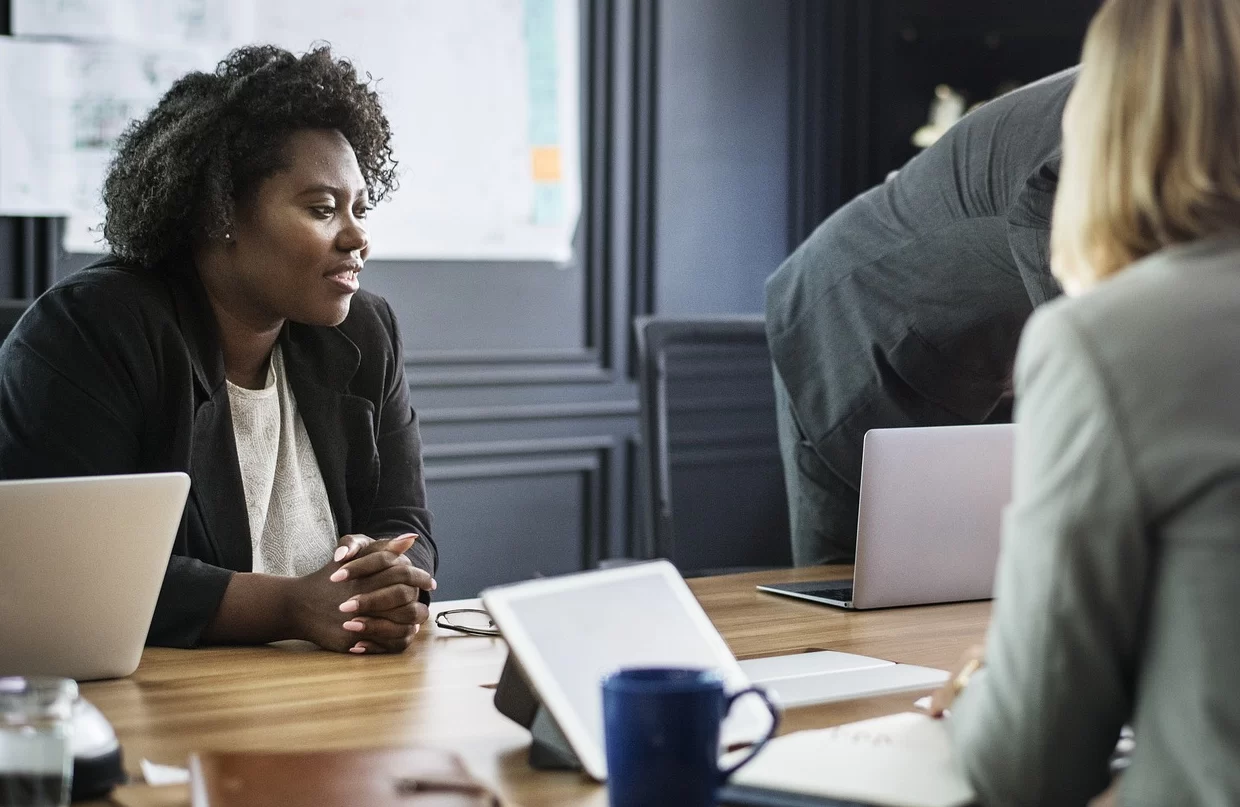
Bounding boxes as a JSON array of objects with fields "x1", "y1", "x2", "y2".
[{"x1": 531, "y1": 146, "x2": 562, "y2": 182}]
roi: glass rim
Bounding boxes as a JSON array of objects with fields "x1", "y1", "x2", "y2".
[
  {"x1": 0, "y1": 676, "x2": 78, "y2": 697},
  {"x1": 0, "y1": 677, "x2": 79, "y2": 719}
]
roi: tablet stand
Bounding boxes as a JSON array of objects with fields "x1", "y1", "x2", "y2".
[{"x1": 492, "y1": 652, "x2": 583, "y2": 770}]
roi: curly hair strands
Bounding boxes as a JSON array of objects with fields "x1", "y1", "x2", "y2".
[{"x1": 101, "y1": 44, "x2": 398, "y2": 268}]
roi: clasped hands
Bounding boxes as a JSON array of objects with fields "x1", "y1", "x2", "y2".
[{"x1": 290, "y1": 532, "x2": 436, "y2": 655}]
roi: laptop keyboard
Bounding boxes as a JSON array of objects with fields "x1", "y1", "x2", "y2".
[{"x1": 804, "y1": 584, "x2": 852, "y2": 601}]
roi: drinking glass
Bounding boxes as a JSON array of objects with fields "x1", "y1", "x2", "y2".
[{"x1": 0, "y1": 677, "x2": 77, "y2": 807}]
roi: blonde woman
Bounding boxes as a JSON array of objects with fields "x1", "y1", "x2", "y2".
[{"x1": 929, "y1": 0, "x2": 1240, "y2": 804}]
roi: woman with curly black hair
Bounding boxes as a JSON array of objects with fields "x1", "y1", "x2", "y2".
[{"x1": 0, "y1": 44, "x2": 438, "y2": 653}]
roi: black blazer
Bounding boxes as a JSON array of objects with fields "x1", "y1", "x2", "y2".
[{"x1": 0, "y1": 257, "x2": 436, "y2": 647}]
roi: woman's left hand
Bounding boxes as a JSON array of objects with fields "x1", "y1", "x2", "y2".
[{"x1": 924, "y1": 644, "x2": 985, "y2": 718}]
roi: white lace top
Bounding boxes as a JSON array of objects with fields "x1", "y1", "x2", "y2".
[{"x1": 226, "y1": 346, "x2": 338, "y2": 576}]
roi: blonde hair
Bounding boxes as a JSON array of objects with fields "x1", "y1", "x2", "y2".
[{"x1": 1052, "y1": 0, "x2": 1240, "y2": 293}]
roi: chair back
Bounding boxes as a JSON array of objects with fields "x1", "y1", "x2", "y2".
[{"x1": 634, "y1": 315, "x2": 791, "y2": 575}]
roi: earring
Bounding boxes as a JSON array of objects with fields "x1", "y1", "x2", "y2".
[{"x1": 222, "y1": 231, "x2": 232, "y2": 241}]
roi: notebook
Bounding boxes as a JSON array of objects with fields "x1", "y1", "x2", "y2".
[
  {"x1": 718, "y1": 712, "x2": 975, "y2": 807},
  {"x1": 188, "y1": 747, "x2": 498, "y2": 807}
]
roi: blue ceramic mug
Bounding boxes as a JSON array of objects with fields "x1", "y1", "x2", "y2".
[{"x1": 601, "y1": 667, "x2": 780, "y2": 807}]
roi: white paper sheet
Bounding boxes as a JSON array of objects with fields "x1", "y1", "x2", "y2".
[
  {"x1": 12, "y1": 0, "x2": 253, "y2": 47},
  {"x1": 727, "y1": 712, "x2": 976, "y2": 807},
  {"x1": 139, "y1": 758, "x2": 190, "y2": 786},
  {"x1": 62, "y1": 44, "x2": 215, "y2": 253},
  {"x1": 10, "y1": 0, "x2": 580, "y2": 261},
  {"x1": 253, "y1": 0, "x2": 581, "y2": 261},
  {"x1": 0, "y1": 38, "x2": 74, "y2": 216}
]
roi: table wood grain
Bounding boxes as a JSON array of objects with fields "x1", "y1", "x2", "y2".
[{"x1": 82, "y1": 565, "x2": 990, "y2": 806}]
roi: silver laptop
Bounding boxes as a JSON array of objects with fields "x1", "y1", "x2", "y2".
[
  {"x1": 0, "y1": 473, "x2": 190, "y2": 680},
  {"x1": 758, "y1": 424, "x2": 1013, "y2": 609}
]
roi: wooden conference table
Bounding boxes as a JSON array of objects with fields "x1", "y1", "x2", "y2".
[{"x1": 81, "y1": 565, "x2": 991, "y2": 807}]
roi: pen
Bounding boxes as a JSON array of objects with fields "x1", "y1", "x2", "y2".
[{"x1": 952, "y1": 657, "x2": 983, "y2": 696}]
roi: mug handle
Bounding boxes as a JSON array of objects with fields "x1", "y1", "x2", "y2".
[{"x1": 717, "y1": 685, "x2": 781, "y2": 780}]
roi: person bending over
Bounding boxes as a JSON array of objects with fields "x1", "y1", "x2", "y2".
[
  {"x1": 766, "y1": 67, "x2": 1075, "y2": 564},
  {"x1": 0, "y1": 45, "x2": 437, "y2": 653}
]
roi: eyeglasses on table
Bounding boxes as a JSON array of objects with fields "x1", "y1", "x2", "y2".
[{"x1": 434, "y1": 608, "x2": 500, "y2": 637}]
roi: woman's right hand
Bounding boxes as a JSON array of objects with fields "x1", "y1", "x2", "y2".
[
  {"x1": 285, "y1": 534, "x2": 434, "y2": 654},
  {"x1": 923, "y1": 644, "x2": 985, "y2": 718}
]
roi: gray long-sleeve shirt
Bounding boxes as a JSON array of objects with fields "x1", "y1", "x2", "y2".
[
  {"x1": 765, "y1": 69, "x2": 1075, "y2": 485},
  {"x1": 951, "y1": 235, "x2": 1240, "y2": 806}
]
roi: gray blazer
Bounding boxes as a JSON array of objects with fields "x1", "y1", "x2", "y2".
[{"x1": 950, "y1": 235, "x2": 1240, "y2": 806}]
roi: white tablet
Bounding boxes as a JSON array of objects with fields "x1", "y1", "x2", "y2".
[{"x1": 481, "y1": 560, "x2": 775, "y2": 781}]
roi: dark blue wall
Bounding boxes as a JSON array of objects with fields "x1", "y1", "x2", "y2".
[{"x1": 654, "y1": 0, "x2": 790, "y2": 316}]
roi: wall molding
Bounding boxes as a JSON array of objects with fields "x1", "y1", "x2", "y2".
[
  {"x1": 408, "y1": 364, "x2": 615, "y2": 388},
  {"x1": 423, "y1": 435, "x2": 618, "y2": 460},
  {"x1": 788, "y1": 0, "x2": 830, "y2": 248},
  {"x1": 423, "y1": 434, "x2": 616, "y2": 568},
  {"x1": 0, "y1": 218, "x2": 57, "y2": 299},
  {"x1": 585, "y1": 0, "x2": 616, "y2": 369},
  {"x1": 425, "y1": 454, "x2": 599, "y2": 481},
  {"x1": 624, "y1": 433, "x2": 644, "y2": 558},
  {"x1": 406, "y1": 347, "x2": 598, "y2": 365},
  {"x1": 418, "y1": 399, "x2": 638, "y2": 425},
  {"x1": 625, "y1": 0, "x2": 659, "y2": 375}
]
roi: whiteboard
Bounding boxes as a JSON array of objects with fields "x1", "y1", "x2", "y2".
[
  {"x1": 7, "y1": 0, "x2": 580, "y2": 262},
  {"x1": 62, "y1": 44, "x2": 217, "y2": 254},
  {"x1": 12, "y1": 0, "x2": 253, "y2": 46},
  {"x1": 0, "y1": 39, "x2": 74, "y2": 216}
]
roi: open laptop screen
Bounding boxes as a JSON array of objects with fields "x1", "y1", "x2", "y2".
[{"x1": 758, "y1": 424, "x2": 1013, "y2": 610}]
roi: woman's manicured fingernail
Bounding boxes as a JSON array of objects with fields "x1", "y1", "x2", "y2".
[
  {"x1": 329, "y1": 569, "x2": 348, "y2": 582},
  {"x1": 431, "y1": 578, "x2": 438, "y2": 591},
  {"x1": 343, "y1": 620, "x2": 365, "y2": 632},
  {"x1": 348, "y1": 645, "x2": 366, "y2": 654},
  {"x1": 333, "y1": 546, "x2": 348, "y2": 562},
  {"x1": 414, "y1": 623, "x2": 421, "y2": 634},
  {"x1": 339, "y1": 598, "x2": 359, "y2": 613}
]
